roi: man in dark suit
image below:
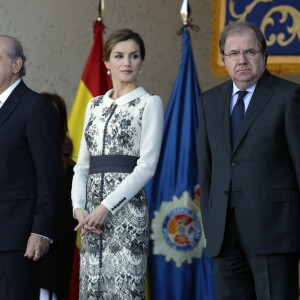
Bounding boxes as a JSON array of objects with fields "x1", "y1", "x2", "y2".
[
  {"x1": 197, "y1": 22, "x2": 300, "y2": 300},
  {"x1": 0, "y1": 35, "x2": 61, "y2": 299}
]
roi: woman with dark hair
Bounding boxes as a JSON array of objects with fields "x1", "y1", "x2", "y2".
[
  {"x1": 71, "y1": 29, "x2": 164, "y2": 299},
  {"x1": 40, "y1": 93, "x2": 77, "y2": 300}
]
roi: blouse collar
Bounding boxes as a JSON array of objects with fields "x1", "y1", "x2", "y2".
[{"x1": 103, "y1": 87, "x2": 147, "y2": 106}]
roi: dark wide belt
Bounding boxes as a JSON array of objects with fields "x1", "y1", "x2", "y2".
[{"x1": 89, "y1": 155, "x2": 139, "y2": 174}]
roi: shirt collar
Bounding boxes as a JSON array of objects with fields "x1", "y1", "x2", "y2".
[
  {"x1": 0, "y1": 79, "x2": 21, "y2": 106},
  {"x1": 232, "y1": 82, "x2": 256, "y2": 96}
]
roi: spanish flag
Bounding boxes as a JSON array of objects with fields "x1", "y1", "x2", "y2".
[{"x1": 68, "y1": 18, "x2": 112, "y2": 300}]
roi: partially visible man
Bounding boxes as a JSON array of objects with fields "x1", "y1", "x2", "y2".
[
  {"x1": 197, "y1": 22, "x2": 300, "y2": 300},
  {"x1": 0, "y1": 35, "x2": 61, "y2": 300}
]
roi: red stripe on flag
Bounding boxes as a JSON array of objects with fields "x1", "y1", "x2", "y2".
[
  {"x1": 82, "y1": 20, "x2": 112, "y2": 97},
  {"x1": 68, "y1": 246, "x2": 80, "y2": 299}
]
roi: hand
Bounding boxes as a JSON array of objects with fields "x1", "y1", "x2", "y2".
[
  {"x1": 74, "y1": 208, "x2": 88, "y2": 229},
  {"x1": 84, "y1": 204, "x2": 110, "y2": 235},
  {"x1": 24, "y1": 234, "x2": 50, "y2": 261},
  {"x1": 74, "y1": 208, "x2": 101, "y2": 235},
  {"x1": 74, "y1": 208, "x2": 89, "y2": 234}
]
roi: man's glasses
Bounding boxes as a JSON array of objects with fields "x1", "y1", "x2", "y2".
[{"x1": 223, "y1": 49, "x2": 262, "y2": 60}]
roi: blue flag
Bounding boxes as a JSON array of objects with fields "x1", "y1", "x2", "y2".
[{"x1": 145, "y1": 29, "x2": 215, "y2": 300}]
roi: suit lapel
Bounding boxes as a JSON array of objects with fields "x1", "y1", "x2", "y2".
[
  {"x1": 233, "y1": 70, "x2": 274, "y2": 154},
  {"x1": 0, "y1": 80, "x2": 25, "y2": 127},
  {"x1": 219, "y1": 81, "x2": 233, "y2": 155}
]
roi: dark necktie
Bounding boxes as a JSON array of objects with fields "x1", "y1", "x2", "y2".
[{"x1": 231, "y1": 90, "x2": 248, "y2": 147}]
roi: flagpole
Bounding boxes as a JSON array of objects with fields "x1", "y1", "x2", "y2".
[
  {"x1": 98, "y1": 0, "x2": 105, "y2": 20},
  {"x1": 180, "y1": 0, "x2": 188, "y2": 25},
  {"x1": 177, "y1": 0, "x2": 200, "y2": 35}
]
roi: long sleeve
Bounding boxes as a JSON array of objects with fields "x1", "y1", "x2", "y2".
[
  {"x1": 71, "y1": 101, "x2": 92, "y2": 211},
  {"x1": 197, "y1": 94, "x2": 212, "y2": 201},
  {"x1": 285, "y1": 87, "x2": 300, "y2": 189},
  {"x1": 27, "y1": 96, "x2": 62, "y2": 239}
]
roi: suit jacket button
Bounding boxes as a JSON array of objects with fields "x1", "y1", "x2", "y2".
[{"x1": 231, "y1": 162, "x2": 236, "y2": 167}]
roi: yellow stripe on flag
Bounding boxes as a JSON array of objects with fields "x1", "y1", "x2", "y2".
[
  {"x1": 75, "y1": 230, "x2": 81, "y2": 249},
  {"x1": 68, "y1": 80, "x2": 93, "y2": 162}
]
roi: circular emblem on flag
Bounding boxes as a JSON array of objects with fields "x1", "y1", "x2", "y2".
[
  {"x1": 151, "y1": 190, "x2": 206, "y2": 267},
  {"x1": 162, "y1": 208, "x2": 200, "y2": 251}
]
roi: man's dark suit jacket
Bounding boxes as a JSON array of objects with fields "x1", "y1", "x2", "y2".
[
  {"x1": 197, "y1": 70, "x2": 300, "y2": 257},
  {"x1": 0, "y1": 80, "x2": 61, "y2": 251}
]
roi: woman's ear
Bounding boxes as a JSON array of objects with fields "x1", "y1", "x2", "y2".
[{"x1": 104, "y1": 61, "x2": 110, "y2": 70}]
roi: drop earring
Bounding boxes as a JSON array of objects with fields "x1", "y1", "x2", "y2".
[
  {"x1": 107, "y1": 70, "x2": 111, "y2": 75},
  {"x1": 139, "y1": 70, "x2": 142, "y2": 74}
]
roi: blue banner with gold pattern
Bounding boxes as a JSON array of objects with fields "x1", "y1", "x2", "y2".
[{"x1": 211, "y1": 0, "x2": 300, "y2": 76}]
